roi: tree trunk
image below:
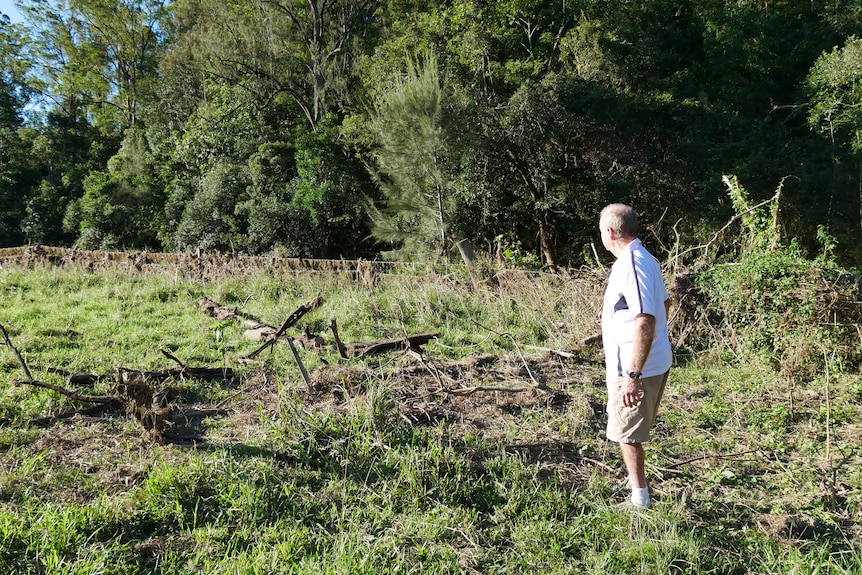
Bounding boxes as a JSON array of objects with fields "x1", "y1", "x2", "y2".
[
  {"x1": 310, "y1": 0, "x2": 325, "y2": 125},
  {"x1": 537, "y1": 214, "x2": 558, "y2": 270}
]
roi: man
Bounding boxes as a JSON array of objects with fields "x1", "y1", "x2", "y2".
[{"x1": 599, "y1": 204, "x2": 672, "y2": 510}]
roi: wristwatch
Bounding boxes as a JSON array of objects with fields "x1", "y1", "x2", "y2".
[{"x1": 627, "y1": 371, "x2": 642, "y2": 379}]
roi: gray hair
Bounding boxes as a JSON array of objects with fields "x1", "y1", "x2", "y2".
[{"x1": 600, "y1": 204, "x2": 638, "y2": 237}]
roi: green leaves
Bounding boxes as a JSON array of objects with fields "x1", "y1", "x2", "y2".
[
  {"x1": 364, "y1": 52, "x2": 460, "y2": 260},
  {"x1": 806, "y1": 36, "x2": 862, "y2": 151}
]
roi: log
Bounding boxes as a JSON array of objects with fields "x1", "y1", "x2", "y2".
[
  {"x1": 197, "y1": 297, "x2": 276, "y2": 333},
  {"x1": 159, "y1": 349, "x2": 235, "y2": 381},
  {"x1": 348, "y1": 332, "x2": 440, "y2": 357},
  {"x1": 119, "y1": 366, "x2": 234, "y2": 383},
  {"x1": 197, "y1": 297, "x2": 239, "y2": 321}
]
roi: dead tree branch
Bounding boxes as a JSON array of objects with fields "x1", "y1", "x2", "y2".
[
  {"x1": 244, "y1": 294, "x2": 323, "y2": 359},
  {"x1": 16, "y1": 378, "x2": 124, "y2": 409},
  {"x1": 330, "y1": 318, "x2": 349, "y2": 359},
  {"x1": 348, "y1": 333, "x2": 440, "y2": 357},
  {"x1": 1, "y1": 322, "x2": 35, "y2": 382}
]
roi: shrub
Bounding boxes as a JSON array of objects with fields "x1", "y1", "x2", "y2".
[{"x1": 677, "y1": 176, "x2": 861, "y2": 377}]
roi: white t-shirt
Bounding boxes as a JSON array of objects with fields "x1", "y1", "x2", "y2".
[{"x1": 601, "y1": 238, "x2": 672, "y2": 379}]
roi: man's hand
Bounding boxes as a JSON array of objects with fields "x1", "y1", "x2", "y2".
[
  {"x1": 622, "y1": 313, "x2": 655, "y2": 408},
  {"x1": 621, "y1": 376, "x2": 644, "y2": 407}
]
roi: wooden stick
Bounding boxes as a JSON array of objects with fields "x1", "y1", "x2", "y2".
[
  {"x1": 437, "y1": 384, "x2": 533, "y2": 396},
  {"x1": 161, "y1": 349, "x2": 187, "y2": 368},
  {"x1": 330, "y1": 318, "x2": 349, "y2": 359},
  {"x1": 287, "y1": 337, "x2": 312, "y2": 391},
  {"x1": 15, "y1": 378, "x2": 124, "y2": 408},
  {"x1": 525, "y1": 345, "x2": 577, "y2": 359},
  {"x1": 0, "y1": 323, "x2": 35, "y2": 382}
]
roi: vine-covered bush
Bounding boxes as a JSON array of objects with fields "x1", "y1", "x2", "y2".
[{"x1": 677, "y1": 176, "x2": 861, "y2": 377}]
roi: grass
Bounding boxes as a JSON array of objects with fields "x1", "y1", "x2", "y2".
[{"x1": 0, "y1": 262, "x2": 860, "y2": 574}]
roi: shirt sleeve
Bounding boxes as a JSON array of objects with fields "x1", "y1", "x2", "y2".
[{"x1": 626, "y1": 251, "x2": 665, "y2": 318}]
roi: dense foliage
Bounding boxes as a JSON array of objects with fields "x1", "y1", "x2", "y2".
[{"x1": 1, "y1": 1, "x2": 862, "y2": 266}]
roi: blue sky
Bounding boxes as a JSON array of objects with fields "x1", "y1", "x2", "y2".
[{"x1": 0, "y1": 0, "x2": 22, "y2": 23}]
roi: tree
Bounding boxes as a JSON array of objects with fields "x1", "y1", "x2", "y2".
[
  {"x1": 806, "y1": 36, "x2": 862, "y2": 233},
  {"x1": 475, "y1": 73, "x2": 650, "y2": 269},
  {"x1": 172, "y1": 161, "x2": 250, "y2": 252},
  {"x1": 0, "y1": 15, "x2": 31, "y2": 246},
  {"x1": 260, "y1": 0, "x2": 379, "y2": 125},
  {"x1": 288, "y1": 118, "x2": 376, "y2": 258},
  {"x1": 12, "y1": 0, "x2": 169, "y2": 247},
  {"x1": 19, "y1": 0, "x2": 167, "y2": 128},
  {"x1": 63, "y1": 127, "x2": 164, "y2": 249},
  {"x1": 168, "y1": 0, "x2": 378, "y2": 130},
  {"x1": 364, "y1": 53, "x2": 461, "y2": 260}
]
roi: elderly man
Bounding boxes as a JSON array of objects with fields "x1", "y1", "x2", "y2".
[{"x1": 599, "y1": 204, "x2": 672, "y2": 509}]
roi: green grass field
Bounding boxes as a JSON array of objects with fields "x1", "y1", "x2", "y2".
[{"x1": 0, "y1": 261, "x2": 860, "y2": 574}]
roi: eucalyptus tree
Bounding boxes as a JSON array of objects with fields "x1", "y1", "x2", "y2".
[
  {"x1": 13, "y1": 0, "x2": 170, "y2": 247},
  {"x1": 19, "y1": 0, "x2": 167, "y2": 128},
  {"x1": 168, "y1": 0, "x2": 379, "y2": 130}
]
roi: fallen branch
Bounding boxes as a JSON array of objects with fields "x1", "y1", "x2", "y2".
[
  {"x1": 159, "y1": 349, "x2": 235, "y2": 381},
  {"x1": 525, "y1": 345, "x2": 578, "y2": 359},
  {"x1": 197, "y1": 297, "x2": 282, "y2": 342},
  {"x1": 330, "y1": 318, "x2": 349, "y2": 359},
  {"x1": 581, "y1": 334, "x2": 601, "y2": 347},
  {"x1": 116, "y1": 366, "x2": 234, "y2": 383},
  {"x1": 244, "y1": 295, "x2": 323, "y2": 359},
  {"x1": 2, "y1": 324, "x2": 230, "y2": 438},
  {"x1": 348, "y1": 333, "x2": 440, "y2": 357},
  {"x1": 15, "y1": 378, "x2": 124, "y2": 408},
  {"x1": 3, "y1": 322, "x2": 125, "y2": 411},
  {"x1": 1, "y1": 322, "x2": 35, "y2": 382},
  {"x1": 31, "y1": 404, "x2": 117, "y2": 426},
  {"x1": 197, "y1": 296, "x2": 241, "y2": 321},
  {"x1": 436, "y1": 384, "x2": 534, "y2": 396}
]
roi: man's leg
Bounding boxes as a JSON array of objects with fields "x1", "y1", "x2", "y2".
[
  {"x1": 620, "y1": 441, "x2": 650, "y2": 508},
  {"x1": 620, "y1": 441, "x2": 646, "y2": 487}
]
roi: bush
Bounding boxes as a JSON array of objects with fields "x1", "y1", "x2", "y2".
[{"x1": 677, "y1": 176, "x2": 862, "y2": 376}]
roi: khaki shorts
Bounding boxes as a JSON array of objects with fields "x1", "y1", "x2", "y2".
[{"x1": 606, "y1": 371, "x2": 669, "y2": 444}]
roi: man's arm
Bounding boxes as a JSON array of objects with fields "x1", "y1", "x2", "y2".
[{"x1": 621, "y1": 313, "x2": 656, "y2": 407}]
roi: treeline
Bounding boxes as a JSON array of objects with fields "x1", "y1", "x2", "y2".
[{"x1": 1, "y1": 0, "x2": 861, "y2": 268}]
